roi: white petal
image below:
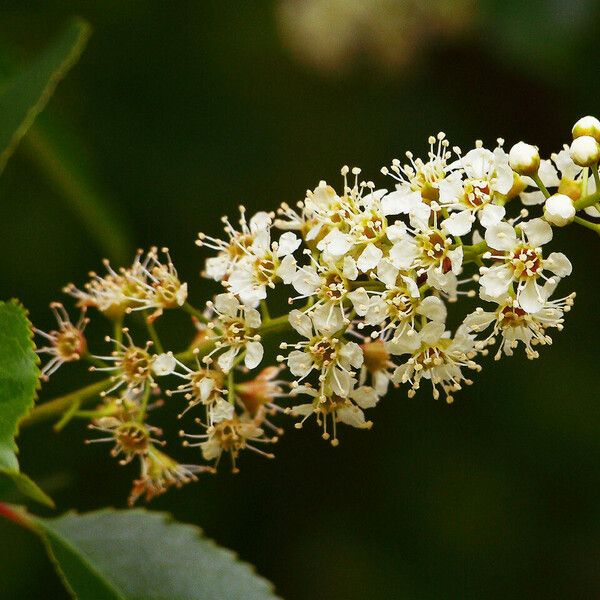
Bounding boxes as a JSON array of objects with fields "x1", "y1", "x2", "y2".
[
  {"x1": 479, "y1": 204, "x2": 506, "y2": 228},
  {"x1": 211, "y1": 398, "x2": 234, "y2": 423},
  {"x1": 151, "y1": 352, "x2": 176, "y2": 376},
  {"x1": 389, "y1": 238, "x2": 418, "y2": 269},
  {"x1": 350, "y1": 386, "x2": 380, "y2": 409},
  {"x1": 377, "y1": 259, "x2": 399, "y2": 288},
  {"x1": 485, "y1": 222, "x2": 516, "y2": 251},
  {"x1": 517, "y1": 279, "x2": 543, "y2": 313},
  {"x1": 399, "y1": 274, "x2": 420, "y2": 298},
  {"x1": 356, "y1": 244, "x2": 383, "y2": 273},
  {"x1": 278, "y1": 254, "x2": 297, "y2": 284},
  {"x1": 347, "y1": 288, "x2": 370, "y2": 316},
  {"x1": 419, "y1": 321, "x2": 446, "y2": 344},
  {"x1": 463, "y1": 310, "x2": 496, "y2": 332},
  {"x1": 339, "y1": 341, "x2": 363, "y2": 369},
  {"x1": 442, "y1": 210, "x2": 475, "y2": 236},
  {"x1": 217, "y1": 347, "x2": 237, "y2": 372},
  {"x1": 289, "y1": 309, "x2": 313, "y2": 338},
  {"x1": 336, "y1": 405, "x2": 368, "y2": 428},
  {"x1": 479, "y1": 265, "x2": 513, "y2": 297},
  {"x1": 386, "y1": 222, "x2": 408, "y2": 242},
  {"x1": 292, "y1": 265, "x2": 320, "y2": 295},
  {"x1": 249, "y1": 211, "x2": 272, "y2": 232},
  {"x1": 343, "y1": 256, "x2": 359, "y2": 280},
  {"x1": 214, "y1": 293, "x2": 240, "y2": 317},
  {"x1": 520, "y1": 190, "x2": 547, "y2": 206},
  {"x1": 521, "y1": 218, "x2": 552, "y2": 247},
  {"x1": 447, "y1": 246, "x2": 463, "y2": 274},
  {"x1": 244, "y1": 341, "x2": 264, "y2": 369},
  {"x1": 244, "y1": 308, "x2": 262, "y2": 329},
  {"x1": 417, "y1": 296, "x2": 447, "y2": 323},
  {"x1": 313, "y1": 303, "x2": 345, "y2": 334},
  {"x1": 381, "y1": 190, "x2": 422, "y2": 215},
  {"x1": 544, "y1": 252, "x2": 572, "y2": 277},
  {"x1": 288, "y1": 350, "x2": 312, "y2": 377},
  {"x1": 277, "y1": 232, "x2": 301, "y2": 257}
]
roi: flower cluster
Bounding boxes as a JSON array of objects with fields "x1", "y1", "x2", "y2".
[{"x1": 36, "y1": 117, "x2": 599, "y2": 502}]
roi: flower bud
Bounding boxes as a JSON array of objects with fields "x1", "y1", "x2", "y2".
[
  {"x1": 508, "y1": 142, "x2": 540, "y2": 175},
  {"x1": 569, "y1": 136, "x2": 600, "y2": 167},
  {"x1": 544, "y1": 194, "x2": 575, "y2": 227},
  {"x1": 572, "y1": 116, "x2": 600, "y2": 142}
]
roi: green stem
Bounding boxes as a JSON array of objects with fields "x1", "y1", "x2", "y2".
[
  {"x1": 574, "y1": 190, "x2": 600, "y2": 211},
  {"x1": 20, "y1": 380, "x2": 112, "y2": 427},
  {"x1": 113, "y1": 315, "x2": 123, "y2": 346},
  {"x1": 182, "y1": 302, "x2": 208, "y2": 323},
  {"x1": 573, "y1": 215, "x2": 600, "y2": 235},
  {"x1": 137, "y1": 383, "x2": 151, "y2": 423},
  {"x1": 593, "y1": 164, "x2": 600, "y2": 192},
  {"x1": 461, "y1": 240, "x2": 488, "y2": 263},
  {"x1": 145, "y1": 317, "x2": 164, "y2": 354},
  {"x1": 532, "y1": 174, "x2": 550, "y2": 199}
]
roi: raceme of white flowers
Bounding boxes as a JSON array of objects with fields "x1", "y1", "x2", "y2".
[{"x1": 36, "y1": 117, "x2": 600, "y2": 503}]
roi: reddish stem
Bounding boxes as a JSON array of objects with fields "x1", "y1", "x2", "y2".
[{"x1": 0, "y1": 502, "x2": 34, "y2": 531}]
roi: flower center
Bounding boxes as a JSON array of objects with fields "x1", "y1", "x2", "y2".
[
  {"x1": 510, "y1": 245, "x2": 542, "y2": 279},
  {"x1": 462, "y1": 179, "x2": 491, "y2": 208}
]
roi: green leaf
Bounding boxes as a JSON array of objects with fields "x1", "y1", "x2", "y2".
[
  {"x1": 0, "y1": 470, "x2": 54, "y2": 508},
  {"x1": 0, "y1": 300, "x2": 53, "y2": 508},
  {"x1": 0, "y1": 18, "x2": 91, "y2": 174},
  {"x1": 36, "y1": 509, "x2": 279, "y2": 600}
]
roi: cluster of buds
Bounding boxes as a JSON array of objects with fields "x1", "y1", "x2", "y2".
[{"x1": 36, "y1": 117, "x2": 597, "y2": 502}]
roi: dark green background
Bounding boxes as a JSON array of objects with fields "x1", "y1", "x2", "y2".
[{"x1": 1, "y1": 2, "x2": 599, "y2": 598}]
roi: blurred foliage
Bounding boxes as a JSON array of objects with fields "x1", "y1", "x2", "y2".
[{"x1": 0, "y1": 1, "x2": 599, "y2": 599}]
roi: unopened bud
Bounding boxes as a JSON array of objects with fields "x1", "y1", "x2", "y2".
[
  {"x1": 572, "y1": 116, "x2": 600, "y2": 142},
  {"x1": 569, "y1": 135, "x2": 600, "y2": 167},
  {"x1": 544, "y1": 194, "x2": 575, "y2": 227},
  {"x1": 508, "y1": 142, "x2": 540, "y2": 175}
]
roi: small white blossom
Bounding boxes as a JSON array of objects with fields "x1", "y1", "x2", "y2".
[
  {"x1": 480, "y1": 218, "x2": 572, "y2": 313},
  {"x1": 508, "y1": 142, "x2": 540, "y2": 175},
  {"x1": 544, "y1": 194, "x2": 575, "y2": 227}
]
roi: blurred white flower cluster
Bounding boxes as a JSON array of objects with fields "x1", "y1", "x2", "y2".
[
  {"x1": 37, "y1": 117, "x2": 600, "y2": 502},
  {"x1": 276, "y1": 0, "x2": 475, "y2": 75}
]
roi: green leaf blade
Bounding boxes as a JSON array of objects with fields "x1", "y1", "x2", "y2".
[
  {"x1": 37, "y1": 510, "x2": 279, "y2": 600},
  {"x1": 0, "y1": 300, "x2": 39, "y2": 470},
  {"x1": 0, "y1": 18, "x2": 91, "y2": 174},
  {"x1": 0, "y1": 300, "x2": 53, "y2": 507}
]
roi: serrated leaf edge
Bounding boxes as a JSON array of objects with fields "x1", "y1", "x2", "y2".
[
  {"x1": 40, "y1": 508, "x2": 281, "y2": 599},
  {"x1": 37, "y1": 521, "x2": 125, "y2": 600}
]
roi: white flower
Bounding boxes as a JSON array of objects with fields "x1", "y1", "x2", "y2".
[
  {"x1": 226, "y1": 229, "x2": 300, "y2": 306},
  {"x1": 34, "y1": 302, "x2": 88, "y2": 380},
  {"x1": 181, "y1": 414, "x2": 276, "y2": 473},
  {"x1": 387, "y1": 205, "x2": 463, "y2": 294},
  {"x1": 91, "y1": 329, "x2": 160, "y2": 397},
  {"x1": 278, "y1": 310, "x2": 363, "y2": 398},
  {"x1": 508, "y1": 142, "x2": 540, "y2": 175},
  {"x1": 381, "y1": 133, "x2": 456, "y2": 214},
  {"x1": 289, "y1": 382, "x2": 379, "y2": 446},
  {"x1": 438, "y1": 144, "x2": 514, "y2": 233},
  {"x1": 123, "y1": 248, "x2": 188, "y2": 321},
  {"x1": 572, "y1": 115, "x2": 600, "y2": 141},
  {"x1": 569, "y1": 135, "x2": 600, "y2": 167},
  {"x1": 464, "y1": 288, "x2": 575, "y2": 360},
  {"x1": 197, "y1": 207, "x2": 272, "y2": 282},
  {"x1": 204, "y1": 294, "x2": 263, "y2": 372},
  {"x1": 481, "y1": 218, "x2": 572, "y2": 313},
  {"x1": 544, "y1": 194, "x2": 575, "y2": 227},
  {"x1": 390, "y1": 321, "x2": 481, "y2": 403}
]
